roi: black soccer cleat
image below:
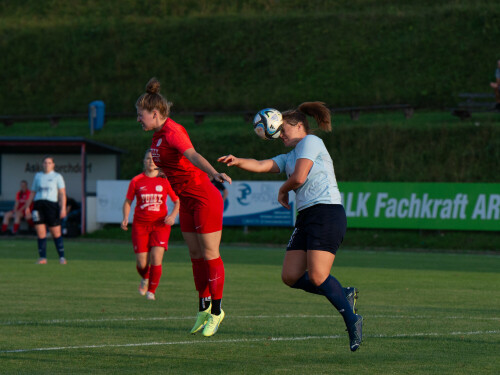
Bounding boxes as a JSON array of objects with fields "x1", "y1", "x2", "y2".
[
  {"x1": 347, "y1": 314, "x2": 363, "y2": 352},
  {"x1": 343, "y1": 287, "x2": 359, "y2": 314}
]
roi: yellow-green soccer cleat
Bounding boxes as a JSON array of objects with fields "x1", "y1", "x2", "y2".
[
  {"x1": 202, "y1": 310, "x2": 225, "y2": 337},
  {"x1": 190, "y1": 305, "x2": 211, "y2": 334}
]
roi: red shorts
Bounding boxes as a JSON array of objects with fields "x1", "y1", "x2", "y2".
[
  {"x1": 131, "y1": 221, "x2": 171, "y2": 253},
  {"x1": 179, "y1": 178, "x2": 223, "y2": 234}
]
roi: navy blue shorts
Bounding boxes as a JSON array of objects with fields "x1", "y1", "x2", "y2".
[
  {"x1": 32, "y1": 200, "x2": 61, "y2": 227},
  {"x1": 286, "y1": 204, "x2": 346, "y2": 254}
]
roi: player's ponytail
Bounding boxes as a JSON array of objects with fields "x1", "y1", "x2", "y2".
[
  {"x1": 136, "y1": 77, "x2": 172, "y2": 118},
  {"x1": 297, "y1": 102, "x2": 331, "y2": 132},
  {"x1": 282, "y1": 101, "x2": 332, "y2": 133}
]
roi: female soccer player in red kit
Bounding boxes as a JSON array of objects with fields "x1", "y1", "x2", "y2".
[
  {"x1": 136, "y1": 78, "x2": 231, "y2": 337},
  {"x1": 121, "y1": 149, "x2": 180, "y2": 301},
  {"x1": 1, "y1": 180, "x2": 33, "y2": 235}
]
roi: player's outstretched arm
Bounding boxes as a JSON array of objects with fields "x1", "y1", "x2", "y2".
[
  {"x1": 184, "y1": 148, "x2": 232, "y2": 184},
  {"x1": 218, "y1": 155, "x2": 279, "y2": 173}
]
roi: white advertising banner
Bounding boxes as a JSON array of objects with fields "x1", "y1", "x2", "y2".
[
  {"x1": 96, "y1": 180, "x2": 295, "y2": 227},
  {"x1": 222, "y1": 181, "x2": 295, "y2": 227}
]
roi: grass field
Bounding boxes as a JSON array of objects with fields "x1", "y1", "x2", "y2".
[{"x1": 0, "y1": 239, "x2": 499, "y2": 374}]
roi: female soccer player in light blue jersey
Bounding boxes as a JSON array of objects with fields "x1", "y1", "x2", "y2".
[
  {"x1": 218, "y1": 102, "x2": 363, "y2": 351},
  {"x1": 24, "y1": 156, "x2": 67, "y2": 265}
]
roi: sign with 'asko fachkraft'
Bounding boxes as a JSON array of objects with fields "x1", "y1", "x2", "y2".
[{"x1": 339, "y1": 182, "x2": 500, "y2": 231}]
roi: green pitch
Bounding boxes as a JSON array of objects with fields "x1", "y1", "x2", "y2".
[{"x1": 0, "y1": 239, "x2": 499, "y2": 374}]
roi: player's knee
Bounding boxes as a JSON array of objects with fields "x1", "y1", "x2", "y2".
[
  {"x1": 308, "y1": 271, "x2": 326, "y2": 287},
  {"x1": 281, "y1": 271, "x2": 298, "y2": 287}
]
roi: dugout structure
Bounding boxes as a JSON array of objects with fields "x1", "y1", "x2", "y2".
[{"x1": 0, "y1": 137, "x2": 125, "y2": 235}]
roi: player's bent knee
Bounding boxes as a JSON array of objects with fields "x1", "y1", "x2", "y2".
[
  {"x1": 308, "y1": 272, "x2": 328, "y2": 287},
  {"x1": 281, "y1": 272, "x2": 298, "y2": 287}
]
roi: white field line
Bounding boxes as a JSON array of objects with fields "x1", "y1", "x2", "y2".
[
  {"x1": 1, "y1": 330, "x2": 499, "y2": 354},
  {"x1": 1, "y1": 314, "x2": 499, "y2": 326}
]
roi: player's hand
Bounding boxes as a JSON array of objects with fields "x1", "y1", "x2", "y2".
[
  {"x1": 213, "y1": 172, "x2": 232, "y2": 184},
  {"x1": 60, "y1": 207, "x2": 67, "y2": 219},
  {"x1": 218, "y1": 155, "x2": 239, "y2": 167},
  {"x1": 278, "y1": 189, "x2": 290, "y2": 210},
  {"x1": 121, "y1": 220, "x2": 128, "y2": 231},
  {"x1": 164, "y1": 215, "x2": 175, "y2": 226}
]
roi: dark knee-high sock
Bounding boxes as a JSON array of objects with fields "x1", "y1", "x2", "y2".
[
  {"x1": 54, "y1": 236, "x2": 64, "y2": 258},
  {"x1": 316, "y1": 275, "x2": 357, "y2": 326},
  {"x1": 291, "y1": 272, "x2": 322, "y2": 295},
  {"x1": 37, "y1": 238, "x2": 47, "y2": 258}
]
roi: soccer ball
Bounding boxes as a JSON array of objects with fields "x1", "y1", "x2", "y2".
[{"x1": 253, "y1": 108, "x2": 283, "y2": 140}]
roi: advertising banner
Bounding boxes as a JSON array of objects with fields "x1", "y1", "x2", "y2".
[
  {"x1": 339, "y1": 182, "x2": 500, "y2": 231},
  {"x1": 97, "y1": 180, "x2": 498, "y2": 231},
  {"x1": 96, "y1": 180, "x2": 295, "y2": 227},
  {"x1": 222, "y1": 181, "x2": 295, "y2": 227}
]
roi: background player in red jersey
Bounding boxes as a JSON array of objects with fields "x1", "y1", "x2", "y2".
[
  {"x1": 121, "y1": 149, "x2": 180, "y2": 301},
  {"x1": 1, "y1": 180, "x2": 34, "y2": 235},
  {"x1": 136, "y1": 78, "x2": 231, "y2": 337}
]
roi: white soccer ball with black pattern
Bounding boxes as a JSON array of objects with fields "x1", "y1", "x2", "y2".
[{"x1": 253, "y1": 108, "x2": 283, "y2": 140}]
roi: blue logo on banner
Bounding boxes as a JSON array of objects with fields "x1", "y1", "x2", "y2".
[{"x1": 237, "y1": 183, "x2": 252, "y2": 205}]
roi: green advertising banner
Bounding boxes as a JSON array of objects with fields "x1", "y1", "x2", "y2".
[{"x1": 338, "y1": 182, "x2": 500, "y2": 231}]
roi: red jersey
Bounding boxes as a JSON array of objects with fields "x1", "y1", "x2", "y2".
[
  {"x1": 16, "y1": 189, "x2": 31, "y2": 206},
  {"x1": 150, "y1": 118, "x2": 206, "y2": 194},
  {"x1": 126, "y1": 173, "x2": 179, "y2": 224}
]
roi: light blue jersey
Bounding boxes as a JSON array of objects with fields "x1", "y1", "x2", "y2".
[
  {"x1": 32, "y1": 171, "x2": 65, "y2": 203},
  {"x1": 272, "y1": 134, "x2": 342, "y2": 211}
]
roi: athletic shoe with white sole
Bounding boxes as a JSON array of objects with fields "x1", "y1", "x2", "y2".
[
  {"x1": 347, "y1": 314, "x2": 363, "y2": 352},
  {"x1": 145, "y1": 291, "x2": 155, "y2": 300},
  {"x1": 59, "y1": 257, "x2": 67, "y2": 265},
  {"x1": 202, "y1": 310, "x2": 225, "y2": 337},
  {"x1": 138, "y1": 278, "x2": 149, "y2": 296},
  {"x1": 190, "y1": 305, "x2": 211, "y2": 334},
  {"x1": 343, "y1": 287, "x2": 359, "y2": 314}
]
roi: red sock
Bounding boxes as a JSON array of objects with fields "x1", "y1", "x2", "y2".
[
  {"x1": 136, "y1": 264, "x2": 150, "y2": 280},
  {"x1": 1, "y1": 224, "x2": 7, "y2": 232},
  {"x1": 27, "y1": 219, "x2": 34, "y2": 227},
  {"x1": 148, "y1": 265, "x2": 162, "y2": 294},
  {"x1": 13, "y1": 224, "x2": 20, "y2": 233},
  {"x1": 206, "y1": 257, "x2": 225, "y2": 300},
  {"x1": 191, "y1": 258, "x2": 210, "y2": 298}
]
